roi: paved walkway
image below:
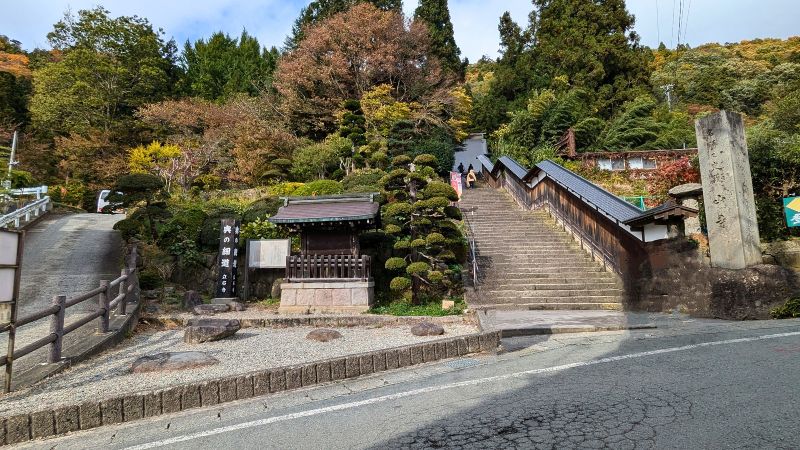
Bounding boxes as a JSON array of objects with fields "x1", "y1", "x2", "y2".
[
  {"x1": 1, "y1": 212, "x2": 123, "y2": 384},
  {"x1": 478, "y1": 310, "x2": 661, "y2": 336}
]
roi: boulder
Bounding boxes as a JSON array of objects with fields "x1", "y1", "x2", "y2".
[
  {"x1": 306, "y1": 328, "x2": 343, "y2": 342},
  {"x1": 192, "y1": 304, "x2": 230, "y2": 315},
  {"x1": 441, "y1": 300, "x2": 455, "y2": 310},
  {"x1": 271, "y1": 278, "x2": 284, "y2": 299},
  {"x1": 131, "y1": 352, "x2": 219, "y2": 373},
  {"x1": 183, "y1": 290, "x2": 203, "y2": 309},
  {"x1": 411, "y1": 321, "x2": 444, "y2": 336},
  {"x1": 228, "y1": 301, "x2": 247, "y2": 312},
  {"x1": 184, "y1": 319, "x2": 241, "y2": 343},
  {"x1": 142, "y1": 289, "x2": 160, "y2": 299}
]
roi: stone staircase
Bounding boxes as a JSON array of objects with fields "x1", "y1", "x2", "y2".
[{"x1": 460, "y1": 184, "x2": 624, "y2": 311}]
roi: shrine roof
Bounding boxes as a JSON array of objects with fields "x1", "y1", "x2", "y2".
[{"x1": 269, "y1": 193, "x2": 380, "y2": 225}]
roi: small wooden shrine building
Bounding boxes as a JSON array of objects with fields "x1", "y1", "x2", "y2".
[{"x1": 269, "y1": 193, "x2": 379, "y2": 314}]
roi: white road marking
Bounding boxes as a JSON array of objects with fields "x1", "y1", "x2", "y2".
[{"x1": 125, "y1": 330, "x2": 800, "y2": 450}]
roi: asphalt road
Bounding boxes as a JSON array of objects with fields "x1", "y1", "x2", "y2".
[
  {"x1": 2, "y1": 212, "x2": 123, "y2": 375},
  {"x1": 21, "y1": 319, "x2": 800, "y2": 449}
]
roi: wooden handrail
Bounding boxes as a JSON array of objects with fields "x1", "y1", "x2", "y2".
[{"x1": 0, "y1": 245, "x2": 141, "y2": 390}]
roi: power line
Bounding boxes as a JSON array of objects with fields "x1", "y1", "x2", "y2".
[
  {"x1": 677, "y1": 0, "x2": 684, "y2": 47},
  {"x1": 670, "y1": 0, "x2": 676, "y2": 48},
  {"x1": 656, "y1": 0, "x2": 661, "y2": 44},
  {"x1": 683, "y1": 0, "x2": 692, "y2": 45}
]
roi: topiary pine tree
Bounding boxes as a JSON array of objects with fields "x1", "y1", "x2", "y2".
[
  {"x1": 413, "y1": 0, "x2": 463, "y2": 76},
  {"x1": 339, "y1": 99, "x2": 367, "y2": 148},
  {"x1": 111, "y1": 173, "x2": 167, "y2": 242},
  {"x1": 380, "y1": 153, "x2": 464, "y2": 304}
]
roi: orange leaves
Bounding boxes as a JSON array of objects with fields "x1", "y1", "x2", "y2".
[{"x1": 0, "y1": 52, "x2": 31, "y2": 78}]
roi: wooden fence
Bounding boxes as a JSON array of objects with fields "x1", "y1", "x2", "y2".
[
  {"x1": 479, "y1": 156, "x2": 649, "y2": 300},
  {"x1": 286, "y1": 254, "x2": 371, "y2": 282},
  {"x1": 1, "y1": 246, "x2": 140, "y2": 392}
]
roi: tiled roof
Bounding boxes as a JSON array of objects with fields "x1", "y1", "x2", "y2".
[
  {"x1": 270, "y1": 194, "x2": 380, "y2": 224},
  {"x1": 530, "y1": 160, "x2": 644, "y2": 223}
]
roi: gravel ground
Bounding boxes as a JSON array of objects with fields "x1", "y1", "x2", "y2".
[{"x1": 0, "y1": 323, "x2": 478, "y2": 414}]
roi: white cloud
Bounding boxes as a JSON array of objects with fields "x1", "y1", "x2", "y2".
[{"x1": 2, "y1": 0, "x2": 799, "y2": 61}]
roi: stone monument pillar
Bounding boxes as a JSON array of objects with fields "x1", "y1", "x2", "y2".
[{"x1": 695, "y1": 111, "x2": 762, "y2": 269}]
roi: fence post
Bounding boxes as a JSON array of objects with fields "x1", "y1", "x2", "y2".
[
  {"x1": 117, "y1": 268, "x2": 128, "y2": 316},
  {"x1": 98, "y1": 280, "x2": 110, "y2": 333},
  {"x1": 48, "y1": 295, "x2": 66, "y2": 363}
]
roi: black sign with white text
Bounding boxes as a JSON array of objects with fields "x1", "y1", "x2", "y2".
[{"x1": 215, "y1": 218, "x2": 241, "y2": 298}]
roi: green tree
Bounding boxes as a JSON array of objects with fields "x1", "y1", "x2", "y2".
[
  {"x1": 0, "y1": 35, "x2": 32, "y2": 126},
  {"x1": 111, "y1": 173, "x2": 167, "y2": 242},
  {"x1": 414, "y1": 0, "x2": 462, "y2": 75},
  {"x1": 284, "y1": 0, "x2": 402, "y2": 50},
  {"x1": 182, "y1": 30, "x2": 278, "y2": 100},
  {"x1": 291, "y1": 135, "x2": 353, "y2": 180},
  {"x1": 380, "y1": 154, "x2": 463, "y2": 304},
  {"x1": 530, "y1": 0, "x2": 650, "y2": 112},
  {"x1": 338, "y1": 99, "x2": 367, "y2": 146},
  {"x1": 30, "y1": 7, "x2": 178, "y2": 136}
]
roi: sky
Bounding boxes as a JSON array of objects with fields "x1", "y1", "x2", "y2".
[{"x1": 1, "y1": 0, "x2": 799, "y2": 61}]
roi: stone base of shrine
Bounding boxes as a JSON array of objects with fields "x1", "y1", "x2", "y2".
[{"x1": 279, "y1": 281, "x2": 375, "y2": 314}]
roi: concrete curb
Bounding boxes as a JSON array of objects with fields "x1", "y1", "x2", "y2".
[
  {"x1": 11, "y1": 302, "x2": 141, "y2": 391},
  {"x1": 141, "y1": 312, "x2": 477, "y2": 330},
  {"x1": 0, "y1": 330, "x2": 501, "y2": 445}
]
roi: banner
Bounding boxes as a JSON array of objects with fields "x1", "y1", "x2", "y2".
[{"x1": 450, "y1": 171, "x2": 463, "y2": 200}]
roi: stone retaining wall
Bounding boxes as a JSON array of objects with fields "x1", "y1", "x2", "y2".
[{"x1": 0, "y1": 331, "x2": 500, "y2": 445}]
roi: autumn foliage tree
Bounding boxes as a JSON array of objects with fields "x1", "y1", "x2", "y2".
[{"x1": 274, "y1": 3, "x2": 453, "y2": 139}]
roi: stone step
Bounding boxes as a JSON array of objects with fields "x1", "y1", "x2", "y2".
[
  {"x1": 471, "y1": 302, "x2": 624, "y2": 311},
  {"x1": 484, "y1": 288, "x2": 623, "y2": 298},
  {"x1": 485, "y1": 282, "x2": 621, "y2": 291},
  {"x1": 478, "y1": 275, "x2": 619, "y2": 283}
]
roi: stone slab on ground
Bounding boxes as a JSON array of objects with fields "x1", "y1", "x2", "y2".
[
  {"x1": 479, "y1": 310, "x2": 658, "y2": 337},
  {"x1": 131, "y1": 352, "x2": 219, "y2": 373},
  {"x1": 0, "y1": 323, "x2": 479, "y2": 415},
  {"x1": 184, "y1": 319, "x2": 241, "y2": 343}
]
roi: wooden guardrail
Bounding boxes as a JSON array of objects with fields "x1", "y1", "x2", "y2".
[
  {"x1": 286, "y1": 254, "x2": 371, "y2": 282},
  {"x1": 0, "y1": 246, "x2": 140, "y2": 392}
]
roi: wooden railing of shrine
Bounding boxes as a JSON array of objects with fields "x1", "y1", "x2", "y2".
[
  {"x1": 478, "y1": 155, "x2": 648, "y2": 299},
  {"x1": 286, "y1": 255, "x2": 371, "y2": 282}
]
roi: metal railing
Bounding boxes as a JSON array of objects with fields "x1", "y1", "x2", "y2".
[
  {"x1": 286, "y1": 254, "x2": 371, "y2": 282},
  {"x1": 1, "y1": 246, "x2": 139, "y2": 392},
  {"x1": 462, "y1": 210, "x2": 479, "y2": 290},
  {"x1": 0, "y1": 196, "x2": 50, "y2": 229}
]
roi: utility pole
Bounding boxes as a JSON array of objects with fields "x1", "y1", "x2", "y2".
[
  {"x1": 661, "y1": 84, "x2": 675, "y2": 111},
  {"x1": 2, "y1": 131, "x2": 17, "y2": 190}
]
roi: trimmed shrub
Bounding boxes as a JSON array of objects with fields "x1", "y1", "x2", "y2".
[
  {"x1": 385, "y1": 257, "x2": 407, "y2": 270},
  {"x1": 342, "y1": 169, "x2": 386, "y2": 191},
  {"x1": 422, "y1": 181, "x2": 458, "y2": 201},
  {"x1": 390, "y1": 276, "x2": 412, "y2": 291},
  {"x1": 426, "y1": 233, "x2": 446, "y2": 246},
  {"x1": 406, "y1": 261, "x2": 430, "y2": 275}
]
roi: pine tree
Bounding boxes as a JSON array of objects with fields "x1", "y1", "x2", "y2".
[
  {"x1": 182, "y1": 30, "x2": 278, "y2": 100},
  {"x1": 530, "y1": 0, "x2": 650, "y2": 112},
  {"x1": 413, "y1": 0, "x2": 462, "y2": 75}
]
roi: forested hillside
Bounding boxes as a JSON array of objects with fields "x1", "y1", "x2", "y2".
[{"x1": 0, "y1": 0, "x2": 797, "y2": 300}]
